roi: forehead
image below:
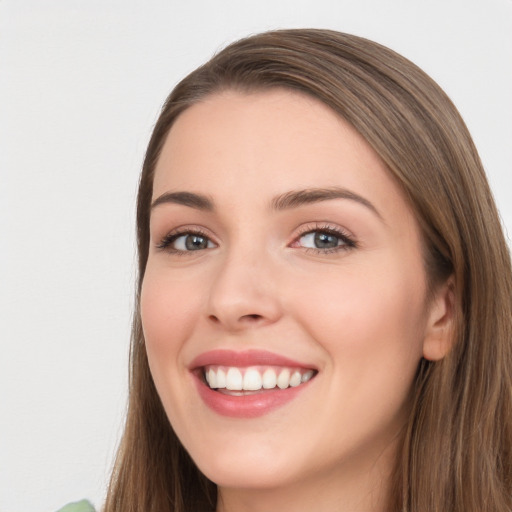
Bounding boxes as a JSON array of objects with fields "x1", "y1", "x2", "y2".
[{"x1": 153, "y1": 89, "x2": 412, "y2": 223}]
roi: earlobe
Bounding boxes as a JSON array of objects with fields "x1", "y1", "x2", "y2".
[{"x1": 422, "y1": 276, "x2": 456, "y2": 361}]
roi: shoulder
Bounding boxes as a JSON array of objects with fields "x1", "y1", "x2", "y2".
[{"x1": 55, "y1": 500, "x2": 96, "y2": 512}]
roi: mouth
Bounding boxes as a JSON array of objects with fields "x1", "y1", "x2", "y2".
[
  {"x1": 190, "y1": 350, "x2": 318, "y2": 418},
  {"x1": 203, "y1": 365, "x2": 316, "y2": 395}
]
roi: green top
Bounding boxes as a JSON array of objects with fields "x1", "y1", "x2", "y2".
[{"x1": 55, "y1": 500, "x2": 96, "y2": 512}]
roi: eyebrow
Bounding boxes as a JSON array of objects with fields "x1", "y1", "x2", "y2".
[
  {"x1": 271, "y1": 187, "x2": 383, "y2": 220},
  {"x1": 151, "y1": 186, "x2": 382, "y2": 220},
  {"x1": 151, "y1": 191, "x2": 214, "y2": 211}
]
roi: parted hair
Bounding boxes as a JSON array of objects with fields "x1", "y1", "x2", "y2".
[{"x1": 104, "y1": 29, "x2": 512, "y2": 512}]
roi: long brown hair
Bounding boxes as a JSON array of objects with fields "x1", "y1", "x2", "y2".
[{"x1": 104, "y1": 29, "x2": 512, "y2": 512}]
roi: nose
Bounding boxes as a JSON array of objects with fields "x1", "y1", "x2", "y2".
[{"x1": 206, "y1": 249, "x2": 282, "y2": 332}]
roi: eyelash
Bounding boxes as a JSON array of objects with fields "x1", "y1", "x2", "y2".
[
  {"x1": 155, "y1": 224, "x2": 357, "y2": 255},
  {"x1": 293, "y1": 223, "x2": 357, "y2": 254},
  {"x1": 156, "y1": 228, "x2": 214, "y2": 255}
]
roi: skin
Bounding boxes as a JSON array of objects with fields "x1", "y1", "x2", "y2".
[{"x1": 141, "y1": 89, "x2": 453, "y2": 512}]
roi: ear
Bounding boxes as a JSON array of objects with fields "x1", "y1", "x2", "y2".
[{"x1": 422, "y1": 276, "x2": 456, "y2": 361}]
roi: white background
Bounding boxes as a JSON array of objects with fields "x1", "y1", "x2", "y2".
[{"x1": 1, "y1": 1, "x2": 510, "y2": 511}]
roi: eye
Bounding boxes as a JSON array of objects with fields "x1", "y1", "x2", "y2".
[
  {"x1": 173, "y1": 233, "x2": 214, "y2": 251},
  {"x1": 292, "y1": 225, "x2": 356, "y2": 253},
  {"x1": 299, "y1": 231, "x2": 343, "y2": 249},
  {"x1": 157, "y1": 230, "x2": 216, "y2": 253}
]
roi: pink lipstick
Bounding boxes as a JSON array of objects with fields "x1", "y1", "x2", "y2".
[{"x1": 190, "y1": 350, "x2": 317, "y2": 418}]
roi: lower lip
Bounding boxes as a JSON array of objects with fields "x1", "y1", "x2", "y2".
[{"x1": 193, "y1": 373, "x2": 313, "y2": 418}]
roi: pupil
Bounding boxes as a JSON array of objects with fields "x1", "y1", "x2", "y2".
[
  {"x1": 314, "y1": 232, "x2": 338, "y2": 249},
  {"x1": 185, "y1": 235, "x2": 207, "y2": 250}
]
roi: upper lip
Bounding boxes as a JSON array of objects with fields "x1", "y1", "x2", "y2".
[{"x1": 189, "y1": 349, "x2": 317, "y2": 371}]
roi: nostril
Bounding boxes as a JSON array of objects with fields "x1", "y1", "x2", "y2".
[
  {"x1": 207, "y1": 313, "x2": 262, "y2": 327},
  {"x1": 242, "y1": 314, "x2": 263, "y2": 321}
]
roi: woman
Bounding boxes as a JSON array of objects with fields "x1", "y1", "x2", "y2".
[{"x1": 104, "y1": 29, "x2": 512, "y2": 511}]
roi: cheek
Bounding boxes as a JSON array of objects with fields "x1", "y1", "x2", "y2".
[
  {"x1": 296, "y1": 264, "x2": 428, "y2": 447},
  {"x1": 140, "y1": 267, "x2": 207, "y2": 434},
  {"x1": 140, "y1": 268, "x2": 203, "y2": 366},
  {"x1": 292, "y1": 259, "x2": 427, "y2": 379}
]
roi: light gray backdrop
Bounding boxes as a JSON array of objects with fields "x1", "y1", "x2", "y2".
[{"x1": 1, "y1": 1, "x2": 511, "y2": 511}]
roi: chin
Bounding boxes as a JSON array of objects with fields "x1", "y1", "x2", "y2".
[{"x1": 192, "y1": 446, "x2": 303, "y2": 490}]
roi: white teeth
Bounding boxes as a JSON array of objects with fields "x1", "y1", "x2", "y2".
[
  {"x1": 277, "y1": 368, "x2": 291, "y2": 389},
  {"x1": 243, "y1": 368, "x2": 262, "y2": 391},
  {"x1": 262, "y1": 368, "x2": 277, "y2": 389},
  {"x1": 301, "y1": 370, "x2": 314, "y2": 383},
  {"x1": 207, "y1": 368, "x2": 217, "y2": 388},
  {"x1": 204, "y1": 365, "x2": 316, "y2": 391},
  {"x1": 216, "y1": 368, "x2": 226, "y2": 388},
  {"x1": 226, "y1": 367, "x2": 243, "y2": 390},
  {"x1": 289, "y1": 371, "x2": 302, "y2": 387}
]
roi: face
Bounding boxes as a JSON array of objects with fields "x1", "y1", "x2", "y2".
[{"x1": 141, "y1": 90, "x2": 433, "y2": 496}]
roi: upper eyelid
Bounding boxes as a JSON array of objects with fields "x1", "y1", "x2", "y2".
[
  {"x1": 155, "y1": 226, "x2": 218, "y2": 249},
  {"x1": 291, "y1": 223, "x2": 358, "y2": 250},
  {"x1": 156, "y1": 225, "x2": 215, "y2": 240},
  {"x1": 293, "y1": 222, "x2": 355, "y2": 239}
]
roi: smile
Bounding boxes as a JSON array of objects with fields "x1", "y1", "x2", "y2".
[
  {"x1": 204, "y1": 365, "x2": 315, "y2": 392},
  {"x1": 190, "y1": 350, "x2": 318, "y2": 418}
]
